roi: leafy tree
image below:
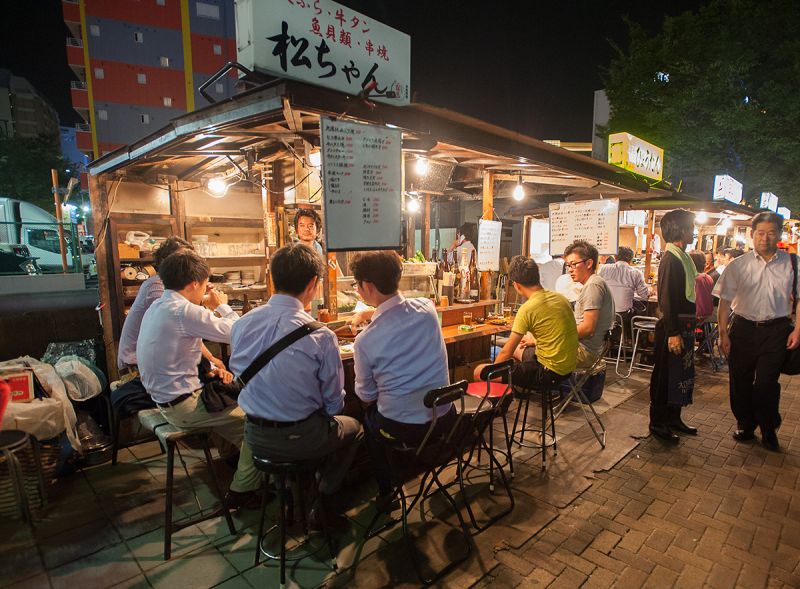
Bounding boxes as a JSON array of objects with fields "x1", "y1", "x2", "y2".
[
  {"x1": 0, "y1": 134, "x2": 75, "y2": 212},
  {"x1": 603, "y1": 0, "x2": 800, "y2": 209}
]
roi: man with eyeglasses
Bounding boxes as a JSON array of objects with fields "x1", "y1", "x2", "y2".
[{"x1": 564, "y1": 240, "x2": 616, "y2": 369}]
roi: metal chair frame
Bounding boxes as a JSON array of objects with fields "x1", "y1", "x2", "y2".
[{"x1": 620, "y1": 315, "x2": 659, "y2": 377}]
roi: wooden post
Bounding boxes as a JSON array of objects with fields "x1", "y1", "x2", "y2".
[
  {"x1": 422, "y1": 193, "x2": 431, "y2": 258},
  {"x1": 51, "y1": 169, "x2": 69, "y2": 273},
  {"x1": 644, "y1": 209, "x2": 656, "y2": 282},
  {"x1": 480, "y1": 171, "x2": 494, "y2": 300}
]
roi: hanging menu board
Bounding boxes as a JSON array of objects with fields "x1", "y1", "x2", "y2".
[
  {"x1": 321, "y1": 117, "x2": 402, "y2": 251},
  {"x1": 477, "y1": 219, "x2": 502, "y2": 271},
  {"x1": 548, "y1": 198, "x2": 620, "y2": 256}
]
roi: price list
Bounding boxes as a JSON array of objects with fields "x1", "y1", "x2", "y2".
[
  {"x1": 321, "y1": 117, "x2": 402, "y2": 251},
  {"x1": 548, "y1": 198, "x2": 620, "y2": 256}
]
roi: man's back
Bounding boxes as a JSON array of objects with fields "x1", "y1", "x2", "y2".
[
  {"x1": 599, "y1": 261, "x2": 648, "y2": 313},
  {"x1": 230, "y1": 294, "x2": 345, "y2": 421},
  {"x1": 513, "y1": 289, "x2": 578, "y2": 376},
  {"x1": 354, "y1": 295, "x2": 448, "y2": 424}
]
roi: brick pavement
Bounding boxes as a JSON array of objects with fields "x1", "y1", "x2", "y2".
[{"x1": 480, "y1": 367, "x2": 800, "y2": 589}]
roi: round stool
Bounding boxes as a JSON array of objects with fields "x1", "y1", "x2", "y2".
[{"x1": 0, "y1": 430, "x2": 47, "y2": 523}]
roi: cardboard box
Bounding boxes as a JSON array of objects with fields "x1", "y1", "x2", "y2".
[
  {"x1": 2, "y1": 371, "x2": 35, "y2": 403},
  {"x1": 118, "y1": 243, "x2": 140, "y2": 259}
]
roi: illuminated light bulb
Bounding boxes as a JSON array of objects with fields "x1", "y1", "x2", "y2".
[
  {"x1": 407, "y1": 197, "x2": 421, "y2": 213},
  {"x1": 82, "y1": 205, "x2": 90, "y2": 212},
  {"x1": 696, "y1": 211, "x2": 708, "y2": 224},
  {"x1": 414, "y1": 157, "x2": 428, "y2": 175},
  {"x1": 308, "y1": 150, "x2": 321, "y2": 168},
  {"x1": 207, "y1": 177, "x2": 228, "y2": 198},
  {"x1": 513, "y1": 180, "x2": 525, "y2": 201}
]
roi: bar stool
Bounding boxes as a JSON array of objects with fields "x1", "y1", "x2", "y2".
[
  {"x1": 251, "y1": 456, "x2": 338, "y2": 589},
  {"x1": 621, "y1": 315, "x2": 659, "y2": 377},
  {"x1": 0, "y1": 430, "x2": 47, "y2": 524},
  {"x1": 137, "y1": 409, "x2": 236, "y2": 560}
]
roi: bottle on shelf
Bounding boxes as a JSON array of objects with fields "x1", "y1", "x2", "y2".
[
  {"x1": 451, "y1": 252, "x2": 461, "y2": 301},
  {"x1": 468, "y1": 250, "x2": 479, "y2": 301},
  {"x1": 458, "y1": 248, "x2": 470, "y2": 303}
]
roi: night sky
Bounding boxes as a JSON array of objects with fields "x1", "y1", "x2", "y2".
[{"x1": 2, "y1": 0, "x2": 706, "y2": 140}]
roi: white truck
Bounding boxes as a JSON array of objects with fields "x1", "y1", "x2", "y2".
[{"x1": 0, "y1": 197, "x2": 95, "y2": 277}]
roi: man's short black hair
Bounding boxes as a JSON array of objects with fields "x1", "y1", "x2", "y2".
[
  {"x1": 724, "y1": 247, "x2": 744, "y2": 260},
  {"x1": 508, "y1": 255, "x2": 541, "y2": 287},
  {"x1": 564, "y1": 239, "x2": 599, "y2": 271},
  {"x1": 458, "y1": 222, "x2": 477, "y2": 244},
  {"x1": 751, "y1": 211, "x2": 783, "y2": 233},
  {"x1": 350, "y1": 250, "x2": 403, "y2": 295},
  {"x1": 617, "y1": 246, "x2": 634, "y2": 263},
  {"x1": 293, "y1": 208, "x2": 322, "y2": 232},
  {"x1": 159, "y1": 250, "x2": 210, "y2": 290},
  {"x1": 660, "y1": 209, "x2": 695, "y2": 242},
  {"x1": 153, "y1": 236, "x2": 193, "y2": 269},
  {"x1": 271, "y1": 243, "x2": 324, "y2": 295},
  {"x1": 688, "y1": 250, "x2": 706, "y2": 273}
]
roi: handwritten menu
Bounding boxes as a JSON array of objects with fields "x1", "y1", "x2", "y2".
[
  {"x1": 548, "y1": 198, "x2": 619, "y2": 256},
  {"x1": 321, "y1": 117, "x2": 402, "y2": 251},
  {"x1": 477, "y1": 219, "x2": 502, "y2": 271}
]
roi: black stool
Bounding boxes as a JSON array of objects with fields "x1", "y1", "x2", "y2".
[
  {"x1": 0, "y1": 430, "x2": 47, "y2": 524},
  {"x1": 252, "y1": 456, "x2": 337, "y2": 589},
  {"x1": 137, "y1": 409, "x2": 236, "y2": 560},
  {"x1": 510, "y1": 371, "x2": 568, "y2": 470}
]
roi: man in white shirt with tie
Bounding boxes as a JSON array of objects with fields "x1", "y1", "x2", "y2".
[
  {"x1": 137, "y1": 250, "x2": 261, "y2": 508},
  {"x1": 716, "y1": 212, "x2": 800, "y2": 452}
]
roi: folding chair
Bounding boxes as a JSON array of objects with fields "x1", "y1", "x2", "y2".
[
  {"x1": 362, "y1": 382, "x2": 473, "y2": 585},
  {"x1": 620, "y1": 315, "x2": 658, "y2": 377},
  {"x1": 697, "y1": 316, "x2": 724, "y2": 371}
]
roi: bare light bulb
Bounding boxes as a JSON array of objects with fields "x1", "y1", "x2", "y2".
[
  {"x1": 207, "y1": 177, "x2": 228, "y2": 198},
  {"x1": 407, "y1": 198, "x2": 421, "y2": 213},
  {"x1": 513, "y1": 181, "x2": 525, "y2": 201},
  {"x1": 696, "y1": 211, "x2": 708, "y2": 224},
  {"x1": 414, "y1": 157, "x2": 428, "y2": 175}
]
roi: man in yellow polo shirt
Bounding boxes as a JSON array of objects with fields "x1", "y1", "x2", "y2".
[{"x1": 475, "y1": 255, "x2": 578, "y2": 386}]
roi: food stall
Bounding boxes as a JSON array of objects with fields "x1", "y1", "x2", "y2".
[{"x1": 88, "y1": 79, "x2": 652, "y2": 380}]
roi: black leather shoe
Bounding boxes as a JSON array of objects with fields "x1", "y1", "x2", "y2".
[
  {"x1": 649, "y1": 425, "x2": 679, "y2": 443},
  {"x1": 225, "y1": 489, "x2": 271, "y2": 510},
  {"x1": 669, "y1": 419, "x2": 698, "y2": 435},
  {"x1": 732, "y1": 429, "x2": 755, "y2": 442},
  {"x1": 761, "y1": 430, "x2": 780, "y2": 452}
]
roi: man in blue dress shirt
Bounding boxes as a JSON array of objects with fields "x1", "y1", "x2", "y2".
[
  {"x1": 230, "y1": 244, "x2": 363, "y2": 528},
  {"x1": 350, "y1": 250, "x2": 453, "y2": 505},
  {"x1": 137, "y1": 251, "x2": 262, "y2": 509}
]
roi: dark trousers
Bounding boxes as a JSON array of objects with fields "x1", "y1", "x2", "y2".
[
  {"x1": 728, "y1": 317, "x2": 789, "y2": 433},
  {"x1": 363, "y1": 405, "x2": 456, "y2": 495},
  {"x1": 649, "y1": 320, "x2": 683, "y2": 427}
]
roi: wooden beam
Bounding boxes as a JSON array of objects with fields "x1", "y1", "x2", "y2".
[
  {"x1": 480, "y1": 171, "x2": 494, "y2": 300},
  {"x1": 422, "y1": 193, "x2": 431, "y2": 258},
  {"x1": 644, "y1": 209, "x2": 656, "y2": 283}
]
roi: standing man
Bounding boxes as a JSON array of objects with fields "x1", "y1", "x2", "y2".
[
  {"x1": 599, "y1": 246, "x2": 650, "y2": 317},
  {"x1": 716, "y1": 212, "x2": 800, "y2": 451},
  {"x1": 294, "y1": 208, "x2": 324, "y2": 257},
  {"x1": 137, "y1": 251, "x2": 262, "y2": 508},
  {"x1": 564, "y1": 240, "x2": 616, "y2": 369}
]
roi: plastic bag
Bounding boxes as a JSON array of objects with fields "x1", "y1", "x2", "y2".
[
  {"x1": 41, "y1": 339, "x2": 97, "y2": 366},
  {"x1": 55, "y1": 357, "x2": 103, "y2": 401}
]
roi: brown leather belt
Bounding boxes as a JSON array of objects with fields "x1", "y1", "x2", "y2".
[{"x1": 246, "y1": 413, "x2": 314, "y2": 428}]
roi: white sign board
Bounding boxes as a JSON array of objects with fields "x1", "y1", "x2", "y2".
[
  {"x1": 760, "y1": 192, "x2": 779, "y2": 212},
  {"x1": 712, "y1": 174, "x2": 743, "y2": 204},
  {"x1": 236, "y1": 0, "x2": 410, "y2": 105},
  {"x1": 320, "y1": 117, "x2": 402, "y2": 251},
  {"x1": 778, "y1": 206, "x2": 791, "y2": 219},
  {"x1": 548, "y1": 198, "x2": 620, "y2": 256},
  {"x1": 477, "y1": 219, "x2": 502, "y2": 271}
]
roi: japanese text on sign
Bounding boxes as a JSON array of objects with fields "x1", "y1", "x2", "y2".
[
  {"x1": 236, "y1": 0, "x2": 410, "y2": 105},
  {"x1": 548, "y1": 198, "x2": 620, "y2": 256},
  {"x1": 477, "y1": 219, "x2": 502, "y2": 271},
  {"x1": 320, "y1": 117, "x2": 402, "y2": 251}
]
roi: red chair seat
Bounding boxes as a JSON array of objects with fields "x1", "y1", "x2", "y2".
[{"x1": 466, "y1": 381, "x2": 508, "y2": 399}]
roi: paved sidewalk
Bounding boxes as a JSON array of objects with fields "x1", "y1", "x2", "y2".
[{"x1": 482, "y1": 367, "x2": 800, "y2": 588}]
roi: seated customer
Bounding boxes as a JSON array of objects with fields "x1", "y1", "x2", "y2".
[
  {"x1": 598, "y1": 246, "x2": 649, "y2": 316},
  {"x1": 351, "y1": 251, "x2": 452, "y2": 504},
  {"x1": 690, "y1": 250, "x2": 714, "y2": 320},
  {"x1": 564, "y1": 240, "x2": 616, "y2": 369},
  {"x1": 137, "y1": 251, "x2": 261, "y2": 509},
  {"x1": 117, "y1": 236, "x2": 226, "y2": 374},
  {"x1": 475, "y1": 256, "x2": 578, "y2": 387},
  {"x1": 229, "y1": 244, "x2": 363, "y2": 528}
]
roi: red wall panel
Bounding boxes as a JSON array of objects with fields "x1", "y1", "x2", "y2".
[
  {"x1": 91, "y1": 61, "x2": 186, "y2": 109},
  {"x1": 190, "y1": 35, "x2": 238, "y2": 75},
  {"x1": 85, "y1": 0, "x2": 181, "y2": 30},
  {"x1": 62, "y1": 0, "x2": 80, "y2": 23}
]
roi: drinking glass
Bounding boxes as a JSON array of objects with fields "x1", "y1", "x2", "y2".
[
  {"x1": 463, "y1": 311, "x2": 473, "y2": 326},
  {"x1": 503, "y1": 306, "x2": 512, "y2": 321}
]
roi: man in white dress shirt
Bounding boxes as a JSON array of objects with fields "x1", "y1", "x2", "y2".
[
  {"x1": 715, "y1": 212, "x2": 800, "y2": 452},
  {"x1": 137, "y1": 250, "x2": 261, "y2": 508},
  {"x1": 598, "y1": 246, "x2": 650, "y2": 315}
]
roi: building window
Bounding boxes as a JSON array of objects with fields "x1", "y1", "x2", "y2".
[
  {"x1": 196, "y1": 2, "x2": 220, "y2": 19},
  {"x1": 94, "y1": 67, "x2": 104, "y2": 79},
  {"x1": 163, "y1": 97, "x2": 172, "y2": 107},
  {"x1": 156, "y1": 0, "x2": 166, "y2": 5},
  {"x1": 97, "y1": 109, "x2": 108, "y2": 120},
  {"x1": 134, "y1": 31, "x2": 144, "y2": 43},
  {"x1": 160, "y1": 56, "x2": 170, "y2": 67},
  {"x1": 213, "y1": 43, "x2": 222, "y2": 56},
  {"x1": 89, "y1": 24, "x2": 100, "y2": 37},
  {"x1": 141, "y1": 114, "x2": 150, "y2": 124},
  {"x1": 215, "y1": 82, "x2": 224, "y2": 94},
  {"x1": 137, "y1": 73, "x2": 147, "y2": 84}
]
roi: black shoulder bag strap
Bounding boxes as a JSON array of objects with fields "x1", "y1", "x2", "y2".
[
  {"x1": 236, "y1": 321, "x2": 324, "y2": 387},
  {"x1": 791, "y1": 253, "x2": 798, "y2": 315}
]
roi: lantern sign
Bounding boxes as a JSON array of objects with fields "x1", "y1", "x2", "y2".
[
  {"x1": 236, "y1": 0, "x2": 410, "y2": 105},
  {"x1": 778, "y1": 206, "x2": 791, "y2": 219},
  {"x1": 760, "y1": 192, "x2": 779, "y2": 212},
  {"x1": 608, "y1": 132, "x2": 664, "y2": 181},
  {"x1": 712, "y1": 174, "x2": 743, "y2": 204}
]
